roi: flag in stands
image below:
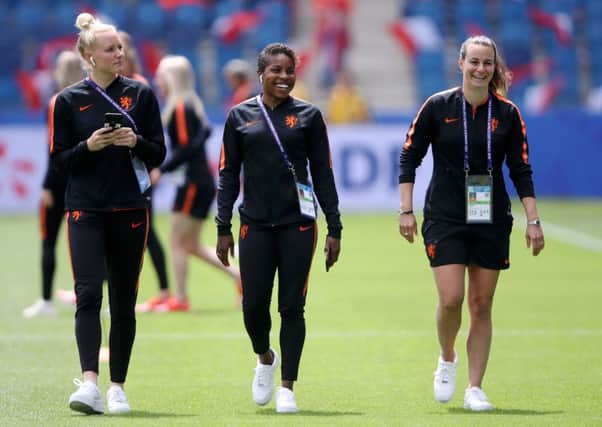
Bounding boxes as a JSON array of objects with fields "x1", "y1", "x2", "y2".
[
  {"x1": 388, "y1": 16, "x2": 442, "y2": 57},
  {"x1": 529, "y1": 7, "x2": 573, "y2": 45},
  {"x1": 212, "y1": 11, "x2": 263, "y2": 44},
  {"x1": 524, "y1": 76, "x2": 564, "y2": 114}
]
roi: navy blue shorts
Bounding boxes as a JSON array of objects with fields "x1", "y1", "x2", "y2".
[{"x1": 421, "y1": 219, "x2": 512, "y2": 270}]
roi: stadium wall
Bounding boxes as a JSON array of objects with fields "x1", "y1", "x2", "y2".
[{"x1": 0, "y1": 113, "x2": 600, "y2": 214}]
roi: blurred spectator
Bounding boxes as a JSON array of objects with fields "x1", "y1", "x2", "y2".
[
  {"x1": 223, "y1": 58, "x2": 256, "y2": 110},
  {"x1": 118, "y1": 31, "x2": 148, "y2": 84},
  {"x1": 22, "y1": 50, "x2": 84, "y2": 319},
  {"x1": 117, "y1": 30, "x2": 172, "y2": 313},
  {"x1": 326, "y1": 69, "x2": 370, "y2": 124},
  {"x1": 312, "y1": 0, "x2": 353, "y2": 88}
]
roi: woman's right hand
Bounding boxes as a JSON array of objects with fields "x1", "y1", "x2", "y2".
[{"x1": 86, "y1": 127, "x2": 114, "y2": 152}]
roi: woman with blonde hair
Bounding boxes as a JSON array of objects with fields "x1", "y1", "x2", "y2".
[
  {"x1": 52, "y1": 13, "x2": 165, "y2": 414},
  {"x1": 147, "y1": 55, "x2": 241, "y2": 312},
  {"x1": 22, "y1": 50, "x2": 84, "y2": 319}
]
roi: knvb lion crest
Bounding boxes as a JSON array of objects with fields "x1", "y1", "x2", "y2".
[
  {"x1": 285, "y1": 115, "x2": 298, "y2": 128},
  {"x1": 119, "y1": 96, "x2": 133, "y2": 110}
]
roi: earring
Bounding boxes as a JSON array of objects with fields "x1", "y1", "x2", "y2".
[
  {"x1": 259, "y1": 75, "x2": 263, "y2": 83},
  {"x1": 90, "y1": 57, "x2": 96, "y2": 67}
]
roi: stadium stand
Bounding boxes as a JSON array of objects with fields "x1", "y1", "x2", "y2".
[{"x1": 0, "y1": 0, "x2": 600, "y2": 120}]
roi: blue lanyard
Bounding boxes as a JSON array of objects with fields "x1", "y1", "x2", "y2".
[
  {"x1": 256, "y1": 95, "x2": 297, "y2": 178},
  {"x1": 85, "y1": 77, "x2": 138, "y2": 132},
  {"x1": 462, "y1": 94, "x2": 492, "y2": 175}
]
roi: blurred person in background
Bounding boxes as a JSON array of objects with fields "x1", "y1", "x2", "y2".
[
  {"x1": 51, "y1": 13, "x2": 165, "y2": 414},
  {"x1": 223, "y1": 58, "x2": 256, "y2": 110},
  {"x1": 312, "y1": 0, "x2": 352, "y2": 88},
  {"x1": 216, "y1": 43, "x2": 342, "y2": 413},
  {"x1": 118, "y1": 30, "x2": 172, "y2": 312},
  {"x1": 144, "y1": 55, "x2": 241, "y2": 312},
  {"x1": 22, "y1": 50, "x2": 85, "y2": 318},
  {"x1": 398, "y1": 35, "x2": 545, "y2": 411},
  {"x1": 326, "y1": 69, "x2": 370, "y2": 124}
]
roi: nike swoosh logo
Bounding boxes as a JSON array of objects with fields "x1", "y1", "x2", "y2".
[
  {"x1": 444, "y1": 117, "x2": 459, "y2": 124},
  {"x1": 131, "y1": 221, "x2": 144, "y2": 229},
  {"x1": 299, "y1": 225, "x2": 313, "y2": 232},
  {"x1": 79, "y1": 104, "x2": 93, "y2": 112},
  {"x1": 245, "y1": 120, "x2": 258, "y2": 127}
]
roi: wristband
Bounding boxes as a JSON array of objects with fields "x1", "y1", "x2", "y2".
[{"x1": 398, "y1": 209, "x2": 413, "y2": 215}]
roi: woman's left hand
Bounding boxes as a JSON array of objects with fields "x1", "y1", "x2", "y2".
[
  {"x1": 217, "y1": 235, "x2": 235, "y2": 267},
  {"x1": 526, "y1": 225, "x2": 545, "y2": 256},
  {"x1": 111, "y1": 127, "x2": 137, "y2": 148}
]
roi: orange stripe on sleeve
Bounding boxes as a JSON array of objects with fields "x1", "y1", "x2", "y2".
[
  {"x1": 404, "y1": 97, "x2": 431, "y2": 150},
  {"x1": 493, "y1": 92, "x2": 529, "y2": 163},
  {"x1": 175, "y1": 102, "x2": 189, "y2": 146},
  {"x1": 48, "y1": 94, "x2": 57, "y2": 153},
  {"x1": 182, "y1": 183, "x2": 197, "y2": 214}
]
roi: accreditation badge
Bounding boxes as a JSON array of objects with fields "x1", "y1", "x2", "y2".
[
  {"x1": 296, "y1": 181, "x2": 317, "y2": 220},
  {"x1": 466, "y1": 175, "x2": 493, "y2": 223}
]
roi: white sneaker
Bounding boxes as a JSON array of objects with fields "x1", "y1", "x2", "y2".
[
  {"x1": 276, "y1": 386, "x2": 299, "y2": 413},
  {"x1": 107, "y1": 385, "x2": 131, "y2": 414},
  {"x1": 433, "y1": 353, "x2": 457, "y2": 403},
  {"x1": 22, "y1": 299, "x2": 56, "y2": 318},
  {"x1": 68, "y1": 379, "x2": 104, "y2": 414},
  {"x1": 464, "y1": 386, "x2": 494, "y2": 411},
  {"x1": 252, "y1": 348, "x2": 279, "y2": 405}
]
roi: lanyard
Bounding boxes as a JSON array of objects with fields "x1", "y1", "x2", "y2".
[
  {"x1": 462, "y1": 94, "x2": 492, "y2": 175},
  {"x1": 256, "y1": 95, "x2": 297, "y2": 178},
  {"x1": 85, "y1": 77, "x2": 138, "y2": 132}
]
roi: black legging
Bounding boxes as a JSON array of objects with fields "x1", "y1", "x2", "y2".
[
  {"x1": 238, "y1": 222, "x2": 317, "y2": 381},
  {"x1": 67, "y1": 209, "x2": 148, "y2": 383},
  {"x1": 39, "y1": 189, "x2": 65, "y2": 300},
  {"x1": 146, "y1": 200, "x2": 169, "y2": 291}
]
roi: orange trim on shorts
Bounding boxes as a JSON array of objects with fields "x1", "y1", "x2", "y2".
[
  {"x1": 182, "y1": 183, "x2": 197, "y2": 214},
  {"x1": 175, "y1": 101, "x2": 189, "y2": 146}
]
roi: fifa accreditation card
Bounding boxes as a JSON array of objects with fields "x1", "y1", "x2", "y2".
[
  {"x1": 466, "y1": 174, "x2": 493, "y2": 224},
  {"x1": 296, "y1": 182, "x2": 317, "y2": 220}
]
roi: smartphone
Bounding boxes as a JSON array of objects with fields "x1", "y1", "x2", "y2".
[{"x1": 104, "y1": 112, "x2": 123, "y2": 130}]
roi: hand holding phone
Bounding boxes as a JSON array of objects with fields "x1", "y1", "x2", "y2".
[{"x1": 104, "y1": 112, "x2": 123, "y2": 130}]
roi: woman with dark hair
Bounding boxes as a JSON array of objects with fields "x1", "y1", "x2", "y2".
[
  {"x1": 399, "y1": 35, "x2": 545, "y2": 411},
  {"x1": 216, "y1": 42, "x2": 342, "y2": 413}
]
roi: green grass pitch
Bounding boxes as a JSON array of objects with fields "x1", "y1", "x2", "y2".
[{"x1": 1, "y1": 199, "x2": 601, "y2": 426}]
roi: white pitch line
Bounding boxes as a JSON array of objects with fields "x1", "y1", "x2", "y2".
[
  {"x1": 516, "y1": 217, "x2": 602, "y2": 253},
  {"x1": 1, "y1": 329, "x2": 601, "y2": 342}
]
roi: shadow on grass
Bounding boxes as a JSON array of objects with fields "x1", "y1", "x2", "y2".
[
  {"x1": 255, "y1": 408, "x2": 364, "y2": 417},
  {"x1": 446, "y1": 407, "x2": 564, "y2": 416},
  {"x1": 108, "y1": 411, "x2": 197, "y2": 418}
]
